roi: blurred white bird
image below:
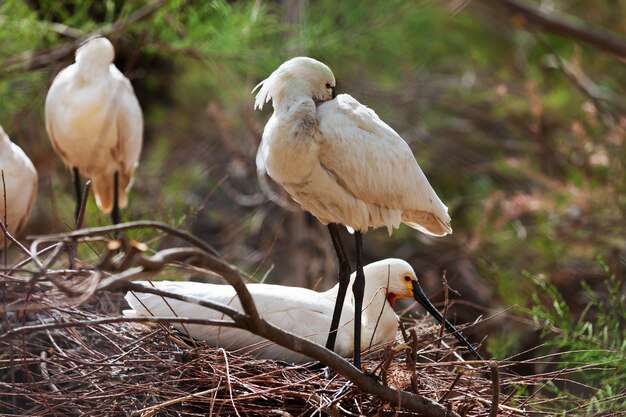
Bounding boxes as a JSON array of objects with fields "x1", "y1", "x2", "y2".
[
  {"x1": 124, "y1": 258, "x2": 480, "y2": 363},
  {"x1": 0, "y1": 125, "x2": 38, "y2": 248},
  {"x1": 254, "y1": 57, "x2": 452, "y2": 368},
  {"x1": 45, "y1": 36, "x2": 143, "y2": 224}
]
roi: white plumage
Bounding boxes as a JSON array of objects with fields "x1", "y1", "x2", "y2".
[
  {"x1": 255, "y1": 57, "x2": 451, "y2": 236},
  {"x1": 0, "y1": 125, "x2": 38, "y2": 247},
  {"x1": 45, "y1": 36, "x2": 143, "y2": 215},
  {"x1": 253, "y1": 57, "x2": 453, "y2": 368},
  {"x1": 124, "y1": 259, "x2": 418, "y2": 364}
]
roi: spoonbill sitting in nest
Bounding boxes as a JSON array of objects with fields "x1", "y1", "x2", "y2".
[
  {"x1": 0, "y1": 125, "x2": 38, "y2": 248},
  {"x1": 45, "y1": 36, "x2": 143, "y2": 224},
  {"x1": 254, "y1": 57, "x2": 453, "y2": 368},
  {"x1": 124, "y1": 259, "x2": 480, "y2": 364}
]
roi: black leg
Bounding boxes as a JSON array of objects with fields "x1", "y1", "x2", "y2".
[
  {"x1": 111, "y1": 171, "x2": 120, "y2": 225},
  {"x1": 352, "y1": 231, "x2": 365, "y2": 369},
  {"x1": 325, "y1": 223, "x2": 352, "y2": 353},
  {"x1": 73, "y1": 167, "x2": 82, "y2": 221}
]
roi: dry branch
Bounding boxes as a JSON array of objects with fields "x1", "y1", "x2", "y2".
[
  {"x1": 500, "y1": 0, "x2": 626, "y2": 58},
  {"x1": 1, "y1": 0, "x2": 169, "y2": 75}
]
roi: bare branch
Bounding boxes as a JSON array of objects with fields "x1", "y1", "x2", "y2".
[
  {"x1": 29, "y1": 220, "x2": 219, "y2": 256},
  {"x1": 1, "y1": 0, "x2": 169, "y2": 75},
  {"x1": 489, "y1": 361, "x2": 500, "y2": 417},
  {"x1": 500, "y1": 0, "x2": 626, "y2": 58}
]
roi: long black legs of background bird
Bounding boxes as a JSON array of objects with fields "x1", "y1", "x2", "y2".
[
  {"x1": 73, "y1": 167, "x2": 82, "y2": 221},
  {"x1": 325, "y1": 223, "x2": 352, "y2": 354},
  {"x1": 352, "y1": 231, "x2": 366, "y2": 369},
  {"x1": 111, "y1": 171, "x2": 120, "y2": 225},
  {"x1": 411, "y1": 280, "x2": 484, "y2": 360}
]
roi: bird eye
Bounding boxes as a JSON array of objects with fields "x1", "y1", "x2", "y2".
[
  {"x1": 403, "y1": 275, "x2": 412, "y2": 282},
  {"x1": 325, "y1": 83, "x2": 332, "y2": 89}
]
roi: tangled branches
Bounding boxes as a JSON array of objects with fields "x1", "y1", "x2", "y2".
[{"x1": 1, "y1": 221, "x2": 529, "y2": 416}]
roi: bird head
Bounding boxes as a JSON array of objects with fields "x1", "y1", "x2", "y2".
[
  {"x1": 366, "y1": 258, "x2": 422, "y2": 307},
  {"x1": 253, "y1": 57, "x2": 336, "y2": 110},
  {"x1": 75, "y1": 36, "x2": 115, "y2": 67},
  {"x1": 361, "y1": 259, "x2": 483, "y2": 360}
]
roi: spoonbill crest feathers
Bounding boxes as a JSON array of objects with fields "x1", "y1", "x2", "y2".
[{"x1": 253, "y1": 57, "x2": 336, "y2": 111}]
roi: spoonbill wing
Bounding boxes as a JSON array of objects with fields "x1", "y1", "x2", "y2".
[
  {"x1": 316, "y1": 94, "x2": 451, "y2": 236},
  {"x1": 124, "y1": 281, "x2": 347, "y2": 362}
]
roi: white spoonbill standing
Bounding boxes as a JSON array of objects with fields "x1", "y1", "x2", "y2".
[
  {"x1": 0, "y1": 125, "x2": 38, "y2": 248},
  {"x1": 124, "y1": 259, "x2": 479, "y2": 363},
  {"x1": 45, "y1": 36, "x2": 143, "y2": 224},
  {"x1": 254, "y1": 57, "x2": 453, "y2": 368}
]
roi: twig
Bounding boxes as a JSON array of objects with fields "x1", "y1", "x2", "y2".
[
  {"x1": 1, "y1": 0, "x2": 169, "y2": 75},
  {"x1": 2, "y1": 170, "x2": 6, "y2": 265},
  {"x1": 438, "y1": 371, "x2": 462, "y2": 403},
  {"x1": 408, "y1": 329, "x2": 419, "y2": 393},
  {"x1": 499, "y1": 0, "x2": 626, "y2": 58},
  {"x1": 220, "y1": 347, "x2": 242, "y2": 417},
  {"x1": 39, "y1": 351, "x2": 59, "y2": 393},
  {"x1": 29, "y1": 220, "x2": 219, "y2": 256},
  {"x1": 132, "y1": 386, "x2": 229, "y2": 417},
  {"x1": 489, "y1": 361, "x2": 500, "y2": 417},
  {"x1": 436, "y1": 270, "x2": 450, "y2": 360}
]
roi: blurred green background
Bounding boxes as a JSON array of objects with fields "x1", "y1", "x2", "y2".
[{"x1": 1, "y1": 0, "x2": 625, "y2": 409}]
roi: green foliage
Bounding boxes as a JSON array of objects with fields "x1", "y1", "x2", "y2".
[{"x1": 527, "y1": 263, "x2": 626, "y2": 412}]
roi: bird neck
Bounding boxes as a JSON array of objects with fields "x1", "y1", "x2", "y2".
[
  {"x1": 360, "y1": 279, "x2": 393, "y2": 317},
  {"x1": 75, "y1": 59, "x2": 110, "y2": 81},
  {"x1": 273, "y1": 87, "x2": 316, "y2": 114}
]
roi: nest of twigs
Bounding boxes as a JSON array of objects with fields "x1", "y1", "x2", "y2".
[{"x1": 0, "y1": 223, "x2": 556, "y2": 416}]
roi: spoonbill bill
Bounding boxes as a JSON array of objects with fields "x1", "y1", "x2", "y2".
[
  {"x1": 124, "y1": 259, "x2": 480, "y2": 363},
  {"x1": 0, "y1": 125, "x2": 38, "y2": 248},
  {"x1": 45, "y1": 36, "x2": 143, "y2": 224},
  {"x1": 254, "y1": 57, "x2": 452, "y2": 368}
]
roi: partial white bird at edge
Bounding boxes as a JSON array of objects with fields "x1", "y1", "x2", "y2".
[{"x1": 0, "y1": 125, "x2": 38, "y2": 248}]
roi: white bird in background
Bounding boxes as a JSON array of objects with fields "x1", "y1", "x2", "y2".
[
  {"x1": 124, "y1": 259, "x2": 480, "y2": 363},
  {"x1": 0, "y1": 125, "x2": 38, "y2": 248},
  {"x1": 254, "y1": 57, "x2": 453, "y2": 368},
  {"x1": 45, "y1": 36, "x2": 143, "y2": 224}
]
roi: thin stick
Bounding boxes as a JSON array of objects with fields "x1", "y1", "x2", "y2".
[
  {"x1": 220, "y1": 347, "x2": 242, "y2": 417},
  {"x1": 436, "y1": 270, "x2": 450, "y2": 360},
  {"x1": 489, "y1": 361, "x2": 500, "y2": 417},
  {"x1": 438, "y1": 371, "x2": 462, "y2": 403},
  {"x1": 132, "y1": 386, "x2": 228, "y2": 417},
  {"x1": 2, "y1": 170, "x2": 6, "y2": 265}
]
